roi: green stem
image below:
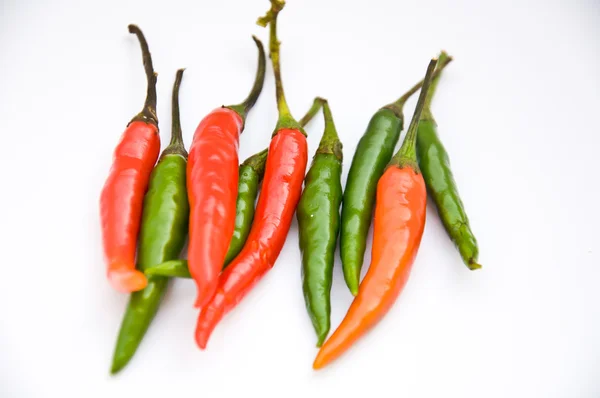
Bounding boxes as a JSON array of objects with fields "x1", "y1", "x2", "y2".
[
  {"x1": 257, "y1": 0, "x2": 302, "y2": 133},
  {"x1": 317, "y1": 99, "x2": 342, "y2": 160},
  {"x1": 227, "y1": 36, "x2": 267, "y2": 123},
  {"x1": 128, "y1": 24, "x2": 158, "y2": 126},
  {"x1": 421, "y1": 51, "x2": 450, "y2": 121},
  {"x1": 384, "y1": 54, "x2": 452, "y2": 118},
  {"x1": 162, "y1": 69, "x2": 188, "y2": 158},
  {"x1": 389, "y1": 58, "x2": 438, "y2": 170},
  {"x1": 298, "y1": 97, "x2": 325, "y2": 127}
]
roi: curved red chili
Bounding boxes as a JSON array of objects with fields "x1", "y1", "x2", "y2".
[
  {"x1": 100, "y1": 25, "x2": 159, "y2": 293},
  {"x1": 187, "y1": 37, "x2": 266, "y2": 308},
  {"x1": 194, "y1": 0, "x2": 308, "y2": 348}
]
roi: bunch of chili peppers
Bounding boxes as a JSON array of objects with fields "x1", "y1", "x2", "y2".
[{"x1": 100, "y1": 0, "x2": 482, "y2": 374}]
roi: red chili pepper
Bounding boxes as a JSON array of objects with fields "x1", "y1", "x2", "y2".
[
  {"x1": 194, "y1": 0, "x2": 307, "y2": 348},
  {"x1": 100, "y1": 25, "x2": 159, "y2": 293},
  {"x1": 187, "y1": 37, "x2": 266, "y2": 308},
  {"x1": 312, "y1": 59, "x2": 438, "y2": 370}
]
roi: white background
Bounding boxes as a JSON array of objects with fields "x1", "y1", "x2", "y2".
[{"x1": 1, "y1": 0, "x2": 599, "y2": 396}]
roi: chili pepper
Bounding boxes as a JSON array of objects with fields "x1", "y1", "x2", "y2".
[
  {"x1": 313, "y1": 59, "x2": 438, "y2": 370},
  {"x1": 339, "y1": 56, "x2": 452, "y2": 296},
  {"x1": 143, "y1": 98, "x2": 323, "y2": 279},
  {"x1": 111, "y1": 69, "x2": 190, "y2": 374},
  {"x1": 225, "y1": 96, "x2": 323, "y2": 265},
  {"x1": 194, "y1": 0, "x2": 308, "y2": 349},
  {"x1": 187, "y1": 36, "x2": 266, "y2": 308},
  {"x1": 297, "y1": 99, "x2": 343, "y2": 347},
  {"x1": 224, "y1": 149, "x2": 268, "y2": 265},
  {"x1": 416, "y1": 52, "x2": 481, "y2": 270},
  {"x1": 100, "y1": 24, "x2": 160, "y2": 293},
  {"x1": 144, "y1": 148, "x2": 269, "y2": 277},
  {"x1": 145, "y1": 259, "x2": 190, "y2": 278}
]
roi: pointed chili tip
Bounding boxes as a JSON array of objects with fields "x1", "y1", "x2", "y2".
[
  {"x1": 316, "y1": 334, "x2": 327, "y2": 348},
  {"x1": 312, "y1": 353, "x2": 326, "y2": 370},
  {"x1": 468, "y1": 261, "x2": 482, "y2": 271},
  {"x1": 195, "y1": 328, "x2": 209, "y2": 350},
  {"x1": 110, "y1": 360, "x2": 125, "y2": 375},
  {"x1": 347, "y1": 279, "x2": 359, "y2": 296},
  {"x1": 108, "y1": 269, "x2": 148, "y2": 292}
]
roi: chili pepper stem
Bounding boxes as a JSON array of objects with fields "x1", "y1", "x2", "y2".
[
  {"x1": 384, "y1": 55, "x2": 452, "y2": 119},
  {"x1": 421, "y1": 51, "x2": 450, "y2": 121},
  {"x1": 128, "y1": 24, "x2": 158, "y2": 126},
  {"x1": 242, "y1": 148, "x2": 269, "y2": 180},
  {"x1": 257, "y1": 0, "x2": 303, "y2": 133},
  {"x1": 389, "y1": 58, "x2": 438, "y2": 171},
  {"x1": 299, "y1": 97, "x2": 325, "y2": 127},
  {"x1": 162, "y1": 69, "x2": 188, "y2": 158},
  {"x1": 227, "y1": 36, "x2": 267, "y2": 123},
  {"x1": 316, "y1": 100, "x2": 342, "y2": 159}
]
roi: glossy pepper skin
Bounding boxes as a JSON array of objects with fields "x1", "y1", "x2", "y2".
[
  {"x1": 314, "y1": 59, "x2": 437, "y2": 370},
  {"x1": 416, "y1": 52, "x2": 481, "y2": 270},
  {"x1": 143, "y1": 98, "x2": 324, "y2": 279},
  {"x1": 297, "y1": 99, "x2": 343, "y2": 347},
  {"x1": 224, "y1": 149, "x2": 268, "y2": 265},
  {"x1": 340, "y1": 109, "x2": 402, "y2": 295},
  {"x1": 194, "y1": 0, "x2": 309, "y2": 349},
  {"x1": 339, "y1": 57, "x2": 453, "y2": 296},
  {"x1": 187, "y1": 37, "x2": 266, "y2": 308},
  {"x1": 100, "y1": 25, "x2": 160, "y2": 293},
  {"x1": 111, "y1": 70, "x2": 190, "y2": 374}
]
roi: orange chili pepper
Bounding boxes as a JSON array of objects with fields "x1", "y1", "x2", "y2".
[
  {"x1": 187, "y1": 37, "x2": 266, "y2": 308},
  {"x1": 313, "y1": 58, "x2": 438, "y2": 370},
  {"x1": 100, "y1": 25, "x2": 159, "y2": 293}
]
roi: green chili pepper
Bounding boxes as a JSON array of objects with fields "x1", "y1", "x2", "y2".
[
  {"x1": 297, "y1": 98, "x2": 342, "y2": 347},
  {"x1": 143, "y1": 148, "x2": 267, "y2": 279},
  {"x1": 224, "y1": 149, "x2": 268, "y2": 265},
  {"x1": 144, "y1": 98, "x2": 325, "y2": 279},
  {"x1": 340, "y1": 57, "x2": 453, "y2": 295},
  {"x1": 145, "y1": 259, "x2": 190, "y2": 278},
  {"x1": 110, "y1": 69, "x2": 189, "y2": 375},
  {"x1": 416, "y1": 52, "x2": 481, "y2": 270}
]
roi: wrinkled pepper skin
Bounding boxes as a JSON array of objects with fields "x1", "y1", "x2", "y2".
[
  {"x1": 187, "y1": 108, "x2": 243, "y2": 307},
  {"x1": 194, "y1": 0, "x2": 313, "y2": 349},
  {"x1": 416, "y1": 119, "x2": 480, "y2": 269},
  {"x1": 195, "y1": 129, "x2": 308, "y2": 349},
  {"x1": 224, "y1": 149, "x2": 268, "y2": 265},
  {"x1": 101, "y1": 122, "x2": 160, "y2": 292},
  {"x1": 100, "y1": 24, "x2": 159, "y2": 293},
  {"x1": 186, "y1": 37, "x2": 266, "y2": 308},
  {"x1": 111, "y1": 153, "x2": 189, "y2": 374},
  {"x1": 111, "y1": 69, "x2": 189, "y2": 375},
  {"x1": 143, "y1": 150, "x2": 269, "y2": 279},
  {"x1": 297, "y1": 100, "x2": 342, "y2": 347},
  {"x1": 339, "y1": 108, "x2": 403, "y2": 295}
]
